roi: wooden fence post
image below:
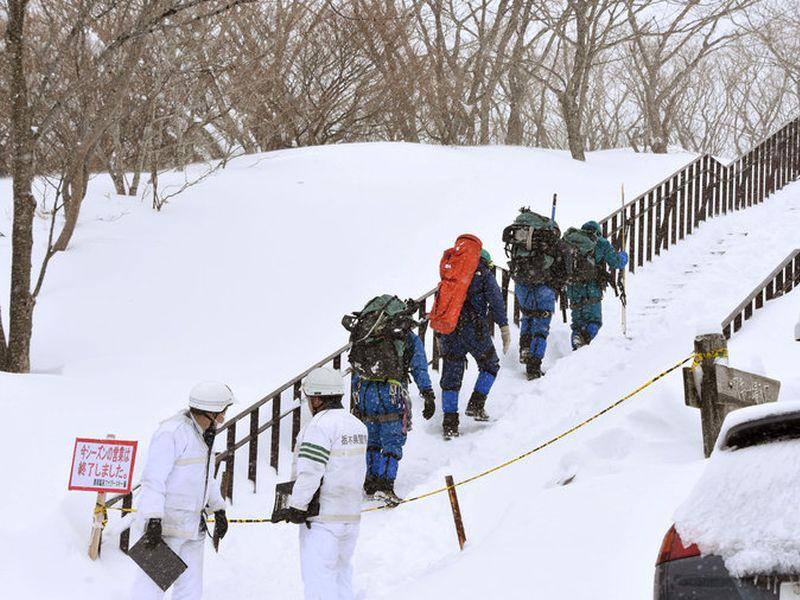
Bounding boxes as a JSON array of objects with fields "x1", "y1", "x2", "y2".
[
  {"x1": 684, "y1": 335, "x2": 727, "y2": 457},
  {"x1": 445, "y1": 475, "x2": 467, "y2": 551}
]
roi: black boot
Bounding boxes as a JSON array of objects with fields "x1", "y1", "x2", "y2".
[
  {"x1": 525, "y1": 357, "x2": 544, "y2": 380},
  {"x1": 442, "y1": 412, "x2": 460, "y2": 440},
  {"x1": 363, "y1": 474, "x2": 380, "y2": 498},
  {"x1": 519, "y1": 334, "x2": 532, "y2": 364},
  {"x1": 374, "y1": 477, "x2": 403, "y2": 507},
  {"x1": 465, "y1": 391, "x2": 489, "y2": 421}
]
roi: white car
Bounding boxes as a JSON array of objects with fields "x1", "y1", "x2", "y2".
[{"x1": 655, "y1": 402, "x2": 800, "y2": 599}]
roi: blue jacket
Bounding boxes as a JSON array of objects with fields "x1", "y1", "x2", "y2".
[
  {"x1": 403, "y1": 331, "x2": 432, "y2": 392},
  {"x1": 460, "y1": 259, "x2": 509, "y2": 328}
]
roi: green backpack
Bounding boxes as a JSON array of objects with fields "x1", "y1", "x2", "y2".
[
  {"x1": 562, "y1": 227, "x2": 599, "y2": 283},
  {"x1": 502, "y1": 208, "x2": 561, "y2": 285},
  {"x1": 342, "y1": 295, "x2": 417, "y2": 382}
]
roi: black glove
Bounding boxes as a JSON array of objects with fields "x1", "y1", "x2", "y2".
[
  {"x1": 214, "y1": 510, "x2": 228, "y2": 540},
  {"x1": 421, "y1": 389, "x2": 436, "y2": 420},
  {"x1": 143, "y1": 518, "x2": 162, "y2": 549},
  {"x1": 285, "y1": 507, "x2": 309, "y2": 524}
]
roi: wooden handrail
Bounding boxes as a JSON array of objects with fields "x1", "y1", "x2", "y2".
[{"x1": 722, "y1": 249, "x2": 800, "y2": 338}]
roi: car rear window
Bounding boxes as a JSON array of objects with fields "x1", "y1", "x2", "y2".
[{"x1": 723, "y1": 413, "x2": 800, "y2": 450}]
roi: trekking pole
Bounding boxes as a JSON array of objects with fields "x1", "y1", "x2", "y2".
[
  {"x1": 619, "y1": 184, "x2": 628, "y2": 338},
  {"x1": 551, "y1": 193, "x2": 558, "y2": 222}
]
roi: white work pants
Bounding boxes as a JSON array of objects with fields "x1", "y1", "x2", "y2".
[
  {"x1": 130, "y1": 536, "x2": 205, "y2": 600},
  {"x1": 299, "y1": 521, "x2": 360, "y2": 600}
]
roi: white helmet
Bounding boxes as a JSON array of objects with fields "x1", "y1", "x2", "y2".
[
  {"x1": 188, "y1": 381, "x2": 236, "y2": 412},
  {"x1": 302, "y1": 368, "x2": 344, "y2": 397}
]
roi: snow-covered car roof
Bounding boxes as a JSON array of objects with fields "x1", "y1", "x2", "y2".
[
  {"x1": 714, "y1": 401, "x2": 800, "y2": 452},
  {"x1": 675, "y1": 401, "x2": 800, "y2": 577}
]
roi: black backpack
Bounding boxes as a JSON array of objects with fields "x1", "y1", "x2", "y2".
[
  {"x1": 562, "y1": 227, "x2": 600, "y2": 284},
  {"x1": 502, "y1": 208, "x2": 561, "y2": 285},
  {"x1": 342, "y1": 295, "x2": 417, "y2": 382}
]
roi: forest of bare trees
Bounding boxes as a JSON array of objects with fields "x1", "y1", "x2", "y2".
[{"x1": 1, "y1": 0, "x2": 799, "y2": 372}]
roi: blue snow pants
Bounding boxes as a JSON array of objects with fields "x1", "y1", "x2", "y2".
[
  {"x1": 352, "y1": 377, "x2": 406, "y2": 483},
  {"x1": 440, "y1": 317, "x2": 499, "y2": 414},
  {"x1": 515, "y1": 282, "x2": 556, "y2": 360}
]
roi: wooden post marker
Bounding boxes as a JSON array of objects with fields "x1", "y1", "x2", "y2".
[
  {"x1": 445, "y1": 475, "x2": 467, "y2": 551},
  {"x1": 683, "y1": 334, "x2": 780, "y2": 456},
  {"x1": 88, "y1": 433, "x2": 115, "y2": 560}
]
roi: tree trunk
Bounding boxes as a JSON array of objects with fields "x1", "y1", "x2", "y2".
[
  {"x1": 559, "y1": 92, "x2": 586, "y2": 161},
  {"x1": 53, "y1": 160, "x2": 89, "y2": 252},
  {"x1": 5, "y1": 0, "x2": 36, "y2": 373},
  {"x1": 505, "y1": 59, "x2": 525, "y2": 145},
  {"x1": 0, "y1": 309, "x2": 7, "y2": 370},
  {"x1": 106, "y1": 121, "x2": 128, "y2": 194}
]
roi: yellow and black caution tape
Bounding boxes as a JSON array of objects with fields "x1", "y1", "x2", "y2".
[
  {"x1": 98, "y1": 355, "x2": 693, "y2": 521},
  {"x1": 363, "y1": 354, "x2": 694, "y2": 512},
  {"x1": 691, "y1": 348, "x2": 728, "y2": 368}
]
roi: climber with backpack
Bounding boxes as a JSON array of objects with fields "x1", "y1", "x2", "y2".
[
  {"x1": 502, "y1": 207, "x2": 572, "y2": 380},
  {"x1": 342, "y1": 295, "x2": 435, "y2": 505},
  {"x1": 429, "y1": 235, "x2": 510, "y2": 440},
  {"x1": 563, "y1": 221, "x2": 628, "y2": 349}
]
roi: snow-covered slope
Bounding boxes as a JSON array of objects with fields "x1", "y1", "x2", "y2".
[{"x1": 1, "y1": 143, "x2": 798, "y2": 599}]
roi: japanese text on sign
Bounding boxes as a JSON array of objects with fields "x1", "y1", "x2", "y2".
[{"x1": 69, "y1": 438, "x2": 138, "y2": 494}]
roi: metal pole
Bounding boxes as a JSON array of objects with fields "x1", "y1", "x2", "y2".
[{"x1": 620, "y1": 185, "x2": 628, "y2": 338}]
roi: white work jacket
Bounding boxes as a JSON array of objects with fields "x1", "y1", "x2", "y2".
[
  {"x1": 136, "y1": 410, "x2": 226, "y2": 539},
  {"x1": 290, "y1": 407, "x2": 368, "y2": 523}
]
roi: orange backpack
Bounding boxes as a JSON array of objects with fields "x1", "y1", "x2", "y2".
[{"x1": 429, "y1": 234, "x2": 482, "y2": 334}]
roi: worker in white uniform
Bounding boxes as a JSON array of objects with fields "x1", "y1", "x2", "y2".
[
  {"x1": 130, "y1": 381, "x2": 235, "y2": 600},
  {"x1": 285, "y1": 367, "x2": 368, "y2": 600}
]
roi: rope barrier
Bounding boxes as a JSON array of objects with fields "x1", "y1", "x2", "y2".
[
  {"x1": 99, "y1": 354, "x2": 694, "y2": 521},
  {"x1": 363, "y1": 354, "x2": 694, "y2": 512}
]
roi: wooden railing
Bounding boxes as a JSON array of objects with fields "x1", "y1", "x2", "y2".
[
  {"x1": 599, "y1": 116, "x2": 800, "y2": 271},
  {"x1": 109, "y1": 114, "x2": 800, "y2": 552},
  {"x1": 721, "y1": 249, "x2": 800, "y2": 339}
]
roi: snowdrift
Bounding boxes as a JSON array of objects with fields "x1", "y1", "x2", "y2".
[{"x1": 1, "y1": 142, "x2": 799, "y2": 599}]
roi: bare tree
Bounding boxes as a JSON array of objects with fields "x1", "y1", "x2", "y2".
[
  {"x1": 623, "y1": 0, "x2": 753, "y2": 153},
  {"x1": 525, "y1": 0, "x2": 638, "y2": 160},
  {"x1": 3, "y1": 0, "x2": 36, "y2": 372},
  {"x1": 1, "y1": 0, "x2": 257, "y2": 373}
]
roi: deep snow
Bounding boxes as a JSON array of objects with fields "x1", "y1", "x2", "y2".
[{"x1": 1, "y1": 142, "x2": 798, "y2": 599}]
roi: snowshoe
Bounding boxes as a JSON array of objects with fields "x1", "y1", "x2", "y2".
[
  {"x1": 465, "y1": 391, "x2": 490, "y2": 421},
  {"x1": 442, "y1": 412, "x2": 460, "y2": 440},
  {"x1": 525, "y1": 358, "x2": 544, "y2": 380}
]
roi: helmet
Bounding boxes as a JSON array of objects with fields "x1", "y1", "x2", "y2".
[
  {"x1": 188, "y1": 381, "x2": 236, "y2": 412},
  {"x1": 302, "y1": 367, "x2": 344, "y2": 397},
  {"x1": 582, "y1": 220, "x2": 602, "y2": 235},
  {"x1": 480, "y1": 248, "x2": 493, "y2": 266}
]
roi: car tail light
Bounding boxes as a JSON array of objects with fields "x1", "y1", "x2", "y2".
[{"x1": 656, "y1": 525, "x2": 701, "y2": 565}]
